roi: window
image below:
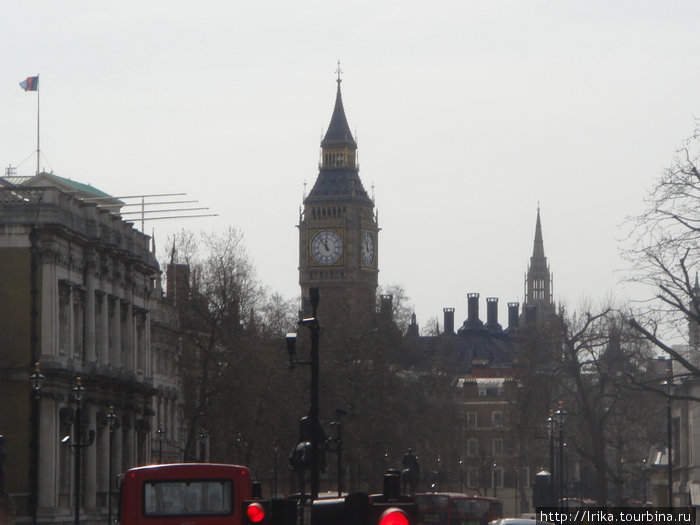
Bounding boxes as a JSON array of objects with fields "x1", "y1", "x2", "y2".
[
  {"x1": 468, "y1": 468, "x2": 479, "y2": 488},
  {"x1": 467, "y1": 412, "x2": 477, "y2": 429},
  {"x1": 144, "y1": 480, "x2": 232, "y2": 517},
  {"x1": 493, "y1": 439, "x2": 503, "y2": 457},
  {"x1": 467, "y1": 439, "x2": 478, "y2": 457},
  {"x1": 492, "y1": 411, "x2": 503, "y2": 429},
  {"x1": 492, "y1": 467, "x2": 503, "y2": 489}
]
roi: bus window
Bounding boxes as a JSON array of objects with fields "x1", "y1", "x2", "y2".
[{"x1": 143, "y1": 479, "x2": 232, "y2": 517}]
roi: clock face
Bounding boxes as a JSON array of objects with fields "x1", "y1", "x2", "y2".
[
  {"x1": 361, "y1": 232, "x2": 375, "y2": 266},
  {"x1": 311, "y1": 230, "x2": 342, "y2": 265}
]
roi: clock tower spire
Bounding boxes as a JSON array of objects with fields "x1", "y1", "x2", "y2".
[{"x1": 298, "y1": 69, "x2": 378, "y2": 325}]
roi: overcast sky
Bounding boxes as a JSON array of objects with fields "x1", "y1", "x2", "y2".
[{"x1": 2, "y1": 1, "x2": 700, "y2": 330}]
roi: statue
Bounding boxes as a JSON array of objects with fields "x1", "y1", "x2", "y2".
[
  {"x1": 289, "y1": 416, "x2": 326, "y2": 501},
  {"x1": 402, "y1": 448, "x2": 420, "y2": 496}
]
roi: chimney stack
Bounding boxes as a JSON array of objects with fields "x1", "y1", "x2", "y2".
[
  {"x1": 467, "y1": 293, "x2": 480, "y2": 321},
  {"x1": 443, "y1": 308, "x2": 455, "y2": 334},
  {"x1": 485, "y1": 297, "x2": 501, "y2": 333},
  {"x1": 507, "y1": 302, "x2": 520, "y2": 332},
  {"x1": 462, "y1": 293, "x2": 484, "y2": 330},
  {"x1": 380, "y1": 294, "x2": 393, "y2": 323}
]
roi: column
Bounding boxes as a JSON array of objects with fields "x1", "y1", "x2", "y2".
[
  {"x1": 97, "y1": 422, "x2": 109, "y2": 507},
  {"x1": 84, "y1": 406, "x2": 97, "y2": 510},
  {"x1": 38, "y1": 398, "x2": 57, "y2": 509},
  {"x1": 84, "y1": 257, "x2": 96, "y2": 364},
  {"x1": 111, "y1": 298, "x2": 121, "y2": 368},
  {"x1": 125, "y1": 303, "x2": 134, "y2": 371},
  {"x1": 99, "y1": 293, "x2": 109, "y2": 366},
  {"x1": 40, "y1": 258, "x2": 57, "y2": 359}
]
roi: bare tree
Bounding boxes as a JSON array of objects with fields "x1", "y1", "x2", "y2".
[
  {"x1": 517, "y1": 307, "x2": 660, "y2": 504},
  {"x1": 165, "y1": 228, "x2": 302, "y2": 468},
  {"x1": 624, "y1": 123, "x2": 700, "y2": 373}
]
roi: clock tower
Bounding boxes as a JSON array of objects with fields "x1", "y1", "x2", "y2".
[{"x1": 298, "y1": 72, "x2": 379, "y2": 325}]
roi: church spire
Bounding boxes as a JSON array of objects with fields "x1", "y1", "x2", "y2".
[
  {"x1": 532, "y1": 205, "x2": 545, "y2": 259},
  {"x1": 524, "y1": 206, "x2": 554, "y2": 320}
]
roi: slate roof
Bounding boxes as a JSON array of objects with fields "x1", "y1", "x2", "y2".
[{"x1": 321, "y1": 80, "x2": 357, "y2": 148}]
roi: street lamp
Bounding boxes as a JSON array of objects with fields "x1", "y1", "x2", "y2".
[
  {"x1": 199, "y1": 428, "x2": 209, "y2": 462},
  {"x1": 156, "y1": 423, "x2": 165, "y2": 463},
  {"x1": 554, "y1": 401, "x2": 566, "y2": 508},
  {"x1": 272, "y1": 439, "x2": 279, "y2": 498},
  {"x1": 546, "y1": 409, "x2": 555, "y2": 503},
  {"x1": 492, "y1": 462, "x2": 497, "y2": 498},
  {"x1": 72, "y1": 377, "x2": 85, "y2": 525},
  {"x1": 662, "y1": 367, "x2": 674, "y2": 507},
  {"x1": 285, "y1": 287, "x2": 322, "y2": 500},
  {"x1": 29, "y1": 362, "x2": 44, "y2": 525},
  {"x1": 330, "y1": 408, "x2": 346, "y2": 497},
  {"x1": 106, "y1": 406, "x2": 118, "y2": 525}
]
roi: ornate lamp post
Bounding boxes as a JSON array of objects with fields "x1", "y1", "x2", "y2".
[
  {"x1": 285, "y1": 287, "x2": 322, "y2": 500},
  {"x1": 554, "y1": 401, "x2": 567, "y2": 508},
  {"x1": 546, "y1": 409, "x2": 555, "y2": 503},
  {"x1": 272, "y1": 439, "x2": 279, "y2": 498},
  {"x1": 330, "y1": 409, "x2": 345, "y2": 497},
  {"x1": 29, "y1": 362, "x2": 45, "y2": 525},
  {"x1": 156, "y1": 423, "x2": 165, "y2": 463},
  {"x1": 72, "y1": 377, "x2": 84, "y2": 525},
  {"x1": 492, "y1": 462, "x2": 497, "y2": 498},
  {"x1": 662, "y1": 368, "x2": 674, "y2": 507},
  {"x1": 106, "y1": 406, "x2": 119, "y2": 525},
  {"x1": 198, "y1": 428, "x2": 209, "y2": 462}
]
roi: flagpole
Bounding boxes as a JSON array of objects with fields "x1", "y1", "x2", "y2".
[{"x1": 36, "y1": 74, "x2": 40, "y2": 175}]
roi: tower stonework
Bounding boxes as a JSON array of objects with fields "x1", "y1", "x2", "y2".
[
  {"x1": 298, "y1": 75, "x2": 378, "y2": 326},
  {"x1": 523, "y1": 207, "x2": 555, "y2": 323}
]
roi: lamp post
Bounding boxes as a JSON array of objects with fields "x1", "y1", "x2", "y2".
[
  {"x1": 459, "y1": 459, "x2": 464, "y2": 493},
  {"x1": 156, "y1": 424, "x2": 165, "y2": 463},
  {"x1": 106, "y1": 406, "x2": 118, "y2": 525},
  {"x1": 29, "y1": 362, "x2": 45, "y2": 525},
  {"x1": 285, "y1": 287, "x2": 322, "y2": 500},
  {"x1": 663, "y1": 367, "x2": 674, "y2": 507},
  {"x1": 72, "y1": 377, "x2": 84, "y2": 525},
  {"x1": 492, "y1": 462, "x2": 497, "y2": 498},
  {"x1": 199, "y1": 428, "x2": 209, "y2": 462},
  {"x1": 554, "y1": 401, "x2": 566, "y2": 508},
  {"x1": 546, "y1": 409, "x2": 555, "y2": 504},
  {"x1": 272, "y1": 439, "x2": 279, "y2": 498},
  {"x1": 330, "y1": 408, "x2": 345, "y2": 497}
]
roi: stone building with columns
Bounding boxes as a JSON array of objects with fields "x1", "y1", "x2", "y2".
[{"x1": 0, "y1": 173, "x2": 181, "y2": 523}]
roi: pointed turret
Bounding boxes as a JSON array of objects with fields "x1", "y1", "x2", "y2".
[
  {"x1": 532, "y1": 207, "x2": 545, "y2": 260},
  {"x1": 305, "y1": 72, "x2": 372, "y2": 205},
  {"x1": 321, "y1": 79, "x2": 357, "y2": 148},
  {"x1": 523, "y1": 206, "x2": 555, "y2": 322}
]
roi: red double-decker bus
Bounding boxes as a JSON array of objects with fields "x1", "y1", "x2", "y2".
[
  {"x1": 118, "y1": 463, "x2": 255, "y2": 525},
  {"x1": 415, "y1": 493, "x2": 503, "y2": 525}
]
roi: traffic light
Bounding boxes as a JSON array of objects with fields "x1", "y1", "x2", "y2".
[
  {"x1": 369, "y1": 500, "x2": 416, "y2": 525},
  {"x1": 243, "y1": 499, "x2": 297, "y2": 525},
  {"x1": 310, "y1": 493, "x2": 417, "y2": 525}
]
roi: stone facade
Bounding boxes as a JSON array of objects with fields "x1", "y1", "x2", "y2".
[{"x1": 0, "y1": 177, "x2": 181, "y2": 523}]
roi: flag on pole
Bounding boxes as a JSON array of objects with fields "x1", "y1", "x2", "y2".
[{"x1": 20, "y1": 76, "x2": 39, "y2": 91}]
